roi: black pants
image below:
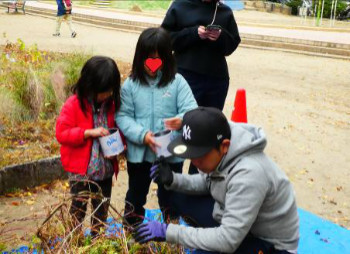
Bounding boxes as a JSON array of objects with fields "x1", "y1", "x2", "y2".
[
  {"x1": 234, "y1": 235, "x2": 292, "y2": 254},
  {"x1": 124, "y1": 161, "x2": 183, "y2": 226},
  {"x1": 169, "y1": 191, "x2": 218, "y2": 228},
  {"x1": 193, "y1": 234, "x2": 292, "y2": 254},
  {"x1": 69, "y1": 178, "x2": 112, "y2": 233},
  {"x1": 178, "y1": 68, "x2": 229, "y2": 175},
  {"x1": 178, "y1": 68, "x2": 229, "y2": 111}
]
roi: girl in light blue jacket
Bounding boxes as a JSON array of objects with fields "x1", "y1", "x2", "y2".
[{"x1": 116, "y1": 27, "x2": 197, "y2": 226}]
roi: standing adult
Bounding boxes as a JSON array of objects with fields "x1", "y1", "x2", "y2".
[
  {"x1": 162, "y1": 0, "x2": 240, "y2": 174},
  {"x1": 53, "y1": 0, "x2": 77, "y2": 38},
  {"x1": 162, "y1": 0, "x2": 241, "y2": 111}
]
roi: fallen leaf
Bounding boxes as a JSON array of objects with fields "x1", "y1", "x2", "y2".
[
  {"x1": 11, "y1": 201, "x2": 20, "y2": 206},
  {"x1": 329, "y1": 199, "x2": 337, "y2": 205},
  {"x1": 320, "y1": 238, "x2": 329, "y2": 243},
  {"x1": 336, "y1": 186, "x2": 343, "y2": 191},
  {"x1": 298, "y1": 169, "x2": 308, "y2": 175},
  {"x1": 26, "y1": 200, "x2": 35, "y2": 205}
]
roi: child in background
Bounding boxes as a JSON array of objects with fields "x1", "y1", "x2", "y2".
[
  {"x1": 53, "y1": 0, "x2": 77, "y2": 38},
  {"x1": 56, "y1": 56, "x2": 123, "y2": 235},
  {"x1": 116, "y1": 27, "x2": 197, "y2": 227}
]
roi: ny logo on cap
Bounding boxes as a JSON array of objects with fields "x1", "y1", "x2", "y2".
[{"x1": 183, "y1": 125, "x2": 191, "y2": 140}]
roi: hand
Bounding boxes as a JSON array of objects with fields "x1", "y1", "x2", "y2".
[
  {"x1": 164, "y1": 117, "x2": 182, "y2": 131},
  {"x1": 207, "y1": 29, "x2": 221, "y2": 41},
  {"x1": 150, "y1": 159, "x2": 173, "y2": 186},
  {"x1": 134, "y1": 221, "x2": 168, "y2": 243},
  {"x1": 144, "y1": 131, "x2": 160, "y2": 153},
  {"x1": 84, "y1": 127, "x2": 109, "y2": 139},
  {"x1": 198, "y1": 26, "x2": 209, "y2": 40}
]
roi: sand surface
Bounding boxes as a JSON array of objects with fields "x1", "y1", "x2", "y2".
[{"x1": 0, "y1": 13, "x2": 349, "y2": 246}]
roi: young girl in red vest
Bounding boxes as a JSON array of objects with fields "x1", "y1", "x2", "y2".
[{"x1": 56, "y1": 56, "x2": 124, "y2": 235}]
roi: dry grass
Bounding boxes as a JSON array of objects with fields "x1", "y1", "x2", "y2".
[
  {"x1": 34, "y1": 181, "x2": 185, "y2": 254},
  {"x1": 0, "y1": 40, "x2": 132, "y2": 168}
]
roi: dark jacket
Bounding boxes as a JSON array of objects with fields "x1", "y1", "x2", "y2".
[
  {"x1": 161, "y1": 0, "x2": 241, "y2": 79},
  {"x1": 56, "y1": 0, "x2": 71, "y2": 16}
]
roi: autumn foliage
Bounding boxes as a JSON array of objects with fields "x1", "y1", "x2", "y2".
[{"x1": 0, "y1": 40, "x2": 131, "y2": 168}]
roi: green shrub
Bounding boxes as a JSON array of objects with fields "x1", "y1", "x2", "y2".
[
  {"x1": 0, "y1": 242, "x2": 6, "y2": 252},
  {"x1": 287, "y1": 0, "x2": 348, "y2": 17},
  {"x1": 9, "y1": 69, "x2": 34, "y2": 120},
  {"x1": 9, "y1": 68, "x2": 44, "y2": 120},
  {"x1": 0, "y1": 85, "x2": 26, "y2": 121},
  {"x1": 0, "y1": 41, "x2": 91, "y2": 122},
  {"x1": 286, "y1": 0, "x2": 303, "y2": 15},
  {"x1": 318, "y1": 0, "x2": 348, "y2": 18},
  {"x1": 59, "y1": 52, "x2": 91, "y2": 96},
  {"x1": 42, "y1": 72, "x2": 60, "y2": 118}
]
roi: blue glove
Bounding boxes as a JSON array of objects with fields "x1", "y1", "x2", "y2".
[
  {"x1": 150, "y1": 160, "x2": 173, "y2": 186},
  {"x1": 134, "y1": 221, "x2": 168, "y2": 243}
]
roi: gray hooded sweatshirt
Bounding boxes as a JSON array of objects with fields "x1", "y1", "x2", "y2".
[{"x1": 166, "y1": 122, "x2": 299, "y2": 253}]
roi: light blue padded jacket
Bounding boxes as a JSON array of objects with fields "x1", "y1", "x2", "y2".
[{"x1": 116, "y1": 72, "x2": 197, "y2": 163}]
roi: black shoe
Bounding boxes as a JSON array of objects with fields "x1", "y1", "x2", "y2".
[
  {"x1": 71, "y1": 32, "x2": 77, "y2": 38},
  {"x1": 52, "y1": 33, "x2": 60, "y2": 37}
]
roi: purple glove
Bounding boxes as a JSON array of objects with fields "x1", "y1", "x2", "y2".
[
  {"x1": 150, "y1": 164, "x2": 159, "y2": 180},
  {"x1": 134, "y1": 221, "x2": 168, "y2": 243}
]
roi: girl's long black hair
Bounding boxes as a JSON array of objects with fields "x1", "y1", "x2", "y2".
[
  {"x1": 72, "y1": 56, "x2": 121, "y2": 113},
  {"x1": 130, "y1": 27, "x2": 176, "y2": 87}
]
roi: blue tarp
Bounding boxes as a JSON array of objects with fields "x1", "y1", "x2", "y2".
[
  {"x1": 3, "y1": 208, "x2": 350, "y2": 253},
  {"x1": 298, "y1": 208, "x2": 350, "y2": 253},
  {"x1": 143, "y1": 208, "x2": 350, "y2": 253}
]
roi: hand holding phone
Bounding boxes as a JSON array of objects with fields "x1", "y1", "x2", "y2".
[
  {"x1": 205, "y1": 25, "x2": 222, "y2": 41},
  {"x1": 205, "y1": 24, "x2": 222, "y2": 31},
  {"x1": 198, "y1": 26, "x2": 208, "y2": 39}
]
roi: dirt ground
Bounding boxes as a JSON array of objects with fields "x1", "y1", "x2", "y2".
[{"x1": 0, "y1": 12, "x2": 349, "y2": 247}]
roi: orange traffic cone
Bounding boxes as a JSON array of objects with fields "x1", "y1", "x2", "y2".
[{"x1": 231, "y1": 88, "x2": 247, "y2": 123}]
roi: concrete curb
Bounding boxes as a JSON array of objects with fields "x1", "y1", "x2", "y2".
[
  {"x1": 238, "y1": 21, "x2": 350, "y2": 33},
  {"x1": 2, "y1": 3, "x2": 350, "y2": 59},
  {"x1": 21, "y1": 5, "x2": 350, "y2": 59},
  {"x1": 243, "y1": 32, "x2": 350, "y2": 49},
  {"x1": 0, "y1": 156, "x2": 67, "y2": 194},
  {"x1": 245, "y1": 1, "x2": 292, "y2": 15}
]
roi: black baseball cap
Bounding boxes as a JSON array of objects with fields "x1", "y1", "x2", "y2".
[{"x1": 167, "y1": 107, "x2": 231, "y2": 159}]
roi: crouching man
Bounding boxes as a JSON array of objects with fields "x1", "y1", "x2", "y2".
[{"x1": 135, "y1": 107, "x2": 299, "y2": 254}]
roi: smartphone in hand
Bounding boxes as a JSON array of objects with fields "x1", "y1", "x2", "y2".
[{"x1": 205, "y1": 24, "x2": 222, "y2": 31}]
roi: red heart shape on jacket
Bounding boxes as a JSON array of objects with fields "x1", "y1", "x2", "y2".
[{"x1": 145, "y1": 58, "x2": 163, "y2": 73}]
